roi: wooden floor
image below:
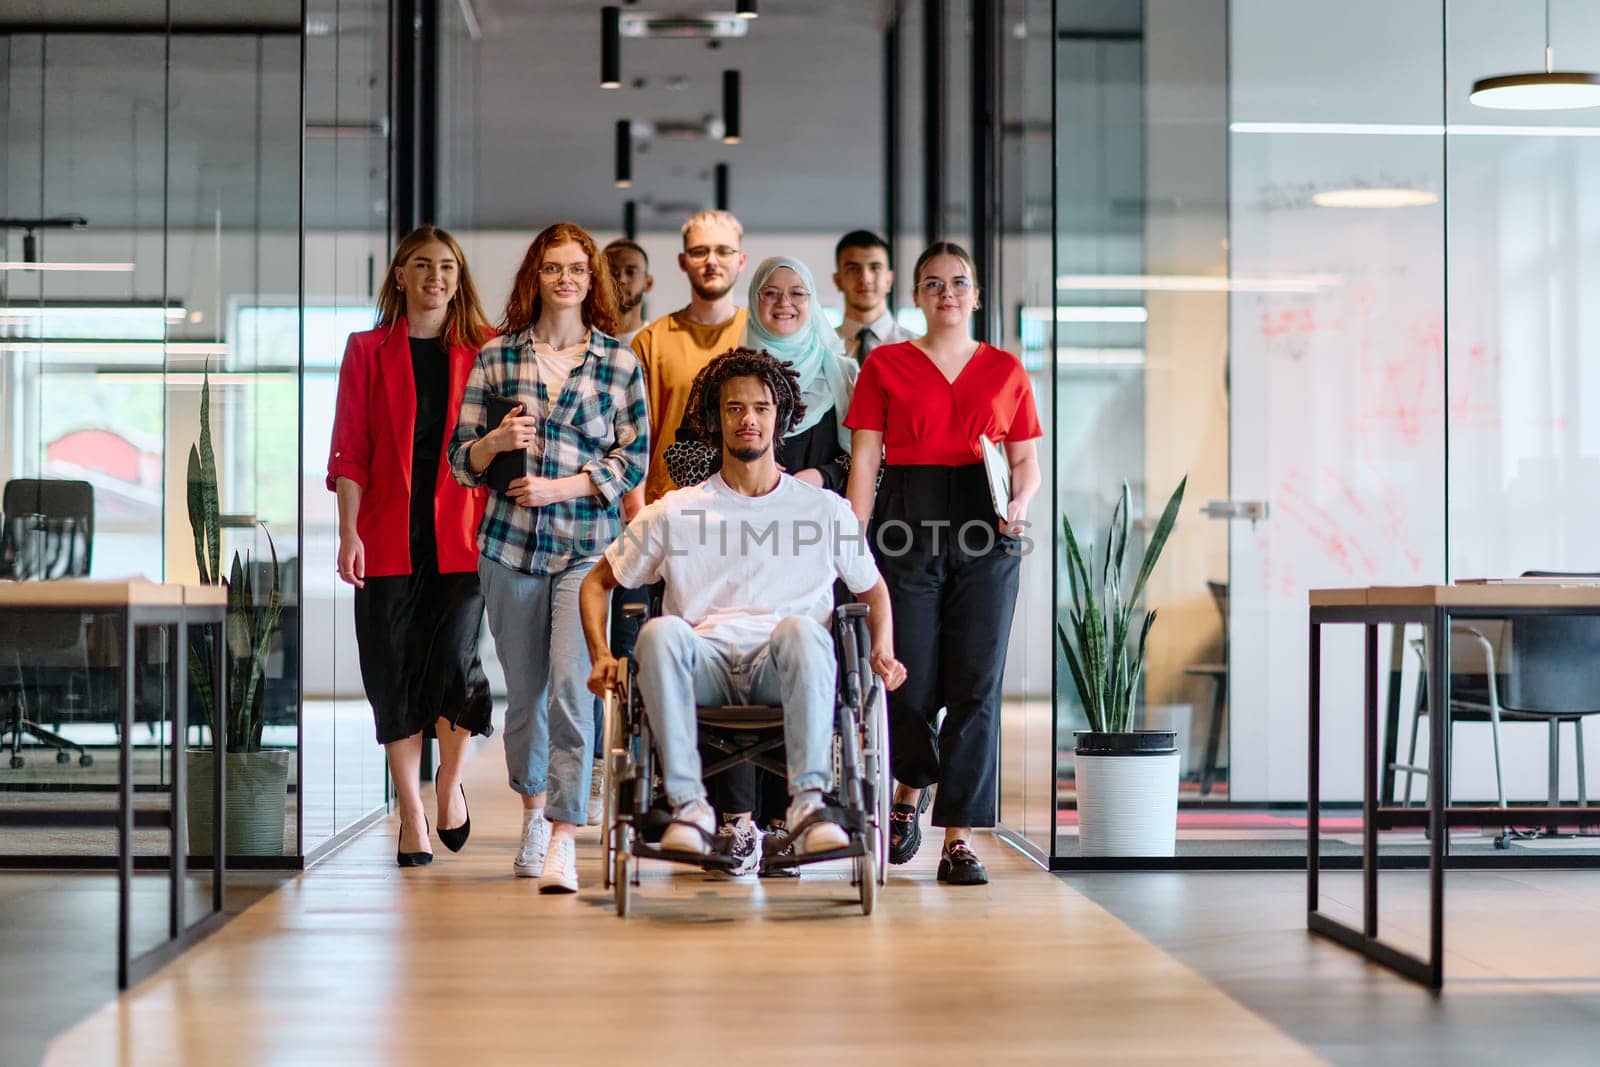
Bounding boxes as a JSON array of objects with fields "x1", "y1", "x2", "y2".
[{"x1": 44, "y1": 739, "x2": 1323, "y2": 1066}]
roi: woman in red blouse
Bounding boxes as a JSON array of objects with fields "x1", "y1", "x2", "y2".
[
  {"x1": 327, "y1": 224, "x2": 495, "y2": 867},
  {"x1": 844, "y1": 241, "x2": 1042, "y2": 886}
]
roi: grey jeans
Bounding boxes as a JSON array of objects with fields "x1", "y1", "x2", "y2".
[
  {"x1": 478, "y1": 556, "x2": 597, "y2": 826},
  {"x1": 633, "y1": 614, "x2": 836, "y2": 808}
]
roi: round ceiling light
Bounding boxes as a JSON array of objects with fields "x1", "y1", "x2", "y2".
[
  {"x1": 1312, "y1": 187, "x2": 1438, "y2": 209},
  {"x1": 1471, "y1": 1, "x2": 1600, "y2": 111},
  {"x1": 1469, "y1": 71, "x2": 1600, "y2": 110}
]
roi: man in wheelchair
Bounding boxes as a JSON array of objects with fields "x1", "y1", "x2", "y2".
[{"x1": 580, "y1": 347, "x2": 906, "y2": 862}]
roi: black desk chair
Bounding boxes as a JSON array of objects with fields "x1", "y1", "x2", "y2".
[
  {"x1": 0, "y1": 478, "x2": 97, "y2": 768},
  {"x1": 1398, "y1": 571, "x2": 1598, "y2": 820},
  {"x1": 1183, "y1": 580, "x2": 1229, "y2": 796}
]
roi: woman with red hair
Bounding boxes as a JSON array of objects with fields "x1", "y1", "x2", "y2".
[
  {"x1": 327, "y1": 224, "x2": 495, "y2": 868},
  {"x1": 449, "y1": 222, "x2": 648, "y2": 893}
]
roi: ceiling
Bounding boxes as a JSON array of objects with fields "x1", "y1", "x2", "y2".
[
  {"x1": 0, "y1": 0, "x2": 892, "y2": 235},
  {"x1": 460, "y1": 0, "x2": 890, "y2": 233}
]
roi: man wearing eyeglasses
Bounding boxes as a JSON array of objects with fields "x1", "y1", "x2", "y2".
[
  {"x1": 833, "y1": 230, "x2": 911, "y2": 363},
  {"x1": 625, "y1": 210, "x2": 750, "y2": 515}
]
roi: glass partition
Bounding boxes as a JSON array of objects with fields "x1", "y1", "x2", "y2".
[
  {"x1": 301, "y1": 0, "x2": 392, "y2": 856},
  {"x1": 1045, "y1": 0, "x2": 1600, "y2": 863},
  {"x1": 0, "y1": 8, "x2": 389, "y2": 867},
  {"x1": 997, "y1": 0, "x2": 1057, "y2": 857}
]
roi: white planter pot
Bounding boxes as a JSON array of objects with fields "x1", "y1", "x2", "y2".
[{"x1": 1074, "y1": 732, "x2": 1180, "y2": 857}]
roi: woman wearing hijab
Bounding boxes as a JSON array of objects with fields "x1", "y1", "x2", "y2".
[
  {"x1": 665, "y1": 255, "x2": 857, "y2": 493},
  {"x1": 661, "y1": 254, "x2": 859, "y2": 876}
]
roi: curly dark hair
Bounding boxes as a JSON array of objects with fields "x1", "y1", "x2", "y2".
[{"x1": 683, "y1": 346, "x2": 806, "y2": 447}]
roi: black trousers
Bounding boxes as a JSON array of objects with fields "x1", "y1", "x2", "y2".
[{"x1": 873, "y1": 464, "x2": 1021, "y2": 828}]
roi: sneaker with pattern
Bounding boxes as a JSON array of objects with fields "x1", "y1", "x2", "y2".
[{"x1": 714, "y1": 818, "x2": 762, "y2": 877}]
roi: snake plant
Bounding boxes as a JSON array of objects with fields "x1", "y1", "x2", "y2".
[
  {"x1": 1057, "y1": 477, "x2": 1187, "y2": 735},
  {"x1": 185, "y1": 367, "x2": 283, "y2": 752}
]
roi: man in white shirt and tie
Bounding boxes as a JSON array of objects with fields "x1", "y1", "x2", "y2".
[{"x1": 832, "y1": 230, "x2": 911, "y2": 363}]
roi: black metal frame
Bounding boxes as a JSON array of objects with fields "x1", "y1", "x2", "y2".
[
  {"x1": 922, "y1": 0, "x2": 945, "y2": 245},
  {"x1": 969, "y1": 0, "x2": 1001, "y2": 345},
  {"x1": 605, "y1": 604, "x2": 889, "y2": 912},
  {"x1": 1307, "y1": 601, "x2": 1600, "y2": 991},
  {"x1": 0, "y1": 598, "x2": 227, "y2": 990}
]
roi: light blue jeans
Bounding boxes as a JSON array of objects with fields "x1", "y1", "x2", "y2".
[
  {"x1": 633, "y1": 614, "x2": 836, "y2": 808},
  {"x1": 478, "y1": 556, "x2": 597, "y2": 826}
]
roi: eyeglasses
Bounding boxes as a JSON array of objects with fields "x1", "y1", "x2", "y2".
[
  {"x1": 757, "y1": 287, "x2": 811, "y2": 304},
  {"x1": 539, "y1": 263, "x2": 590, "y2": 278},
  {"x1": 683, "y1": 245, "x2": 741, "y2": 263},
  {"x1": 917, "y1": 277, "x2": 973, "y2": 296}
]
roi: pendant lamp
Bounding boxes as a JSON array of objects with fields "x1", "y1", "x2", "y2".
[{"x1": 1470, "y1": 0, "x2": 1600, "y2": 110}]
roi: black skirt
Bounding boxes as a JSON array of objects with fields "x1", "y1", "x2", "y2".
[
  {"x1": 353, "y1": 560, "x2": 493, "y2": 745},
  {"x1": 351, "y1": 334, "x2": 492, "y2": 746}
]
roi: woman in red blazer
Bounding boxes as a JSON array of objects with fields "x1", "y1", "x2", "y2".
[{"x1": 326, "y1": 224, "x2": 494, "y2": 867}]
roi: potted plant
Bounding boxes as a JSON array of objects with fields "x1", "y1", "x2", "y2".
[
  {"x1": 1057, "y1": 477, "x2": 1187, "y2": 857},
  {"x1": 184, "y1": 370, "x2": 289, "y2": 857}
]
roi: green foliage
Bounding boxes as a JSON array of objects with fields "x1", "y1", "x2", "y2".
[
  {"x1": 1057, "y1": 477, "x2": 1187, "y2": 734},
  {"x1": 184, "y1": 365, "x2": 283, "y2": 753},
  {"x1": 185, "y1": 370, "x2": 221, "y2": 585}
]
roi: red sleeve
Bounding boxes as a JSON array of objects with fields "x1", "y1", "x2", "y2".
[
  {"x1": 326, "y1": 333, "x2": 372, "y2": 491},
  {"x1": 1002, "y1": 351, "x2": 1043, "y2": 441},
  {"x1": 843, "y1": 348, "x2": 888, "y2": 432}
]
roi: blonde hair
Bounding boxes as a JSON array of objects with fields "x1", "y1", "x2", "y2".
[
  {"x1": 376, "y1": 225, "x2": 492, "y2": 349},
  {"x1": 680, "y1": 210, "x2": 744, "y2": 246}
]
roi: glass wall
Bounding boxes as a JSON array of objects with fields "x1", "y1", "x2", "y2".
[
  {"x1": 0, "y1": 17, "x2": 308, "y2": 863},
  {"x1": 1, "y1": 7, "x2": 388, "y2": 865},
  {"x1": 1046, "y1": 0, "x2": 1600, "y2": 861},
  {"x1": 301, "y1": 0, "x2": 393, "y2": 856},
  {"x1": 997, "y1": 0, "x2": 1057, "y2": 857}
]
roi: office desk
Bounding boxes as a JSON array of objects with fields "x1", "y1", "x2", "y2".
[
  {"x1": 0, "y1": 579, "x2": 227, "y2": 988},
  {"x1": 1308, "y1": 583, "x2": 1600, "y2": 989}
]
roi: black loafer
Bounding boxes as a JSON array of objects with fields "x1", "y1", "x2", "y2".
[
  {"x1": 437, "y1": 785, "x2": 471, "y2": 853},
  {"x1": 936, "y1": 839, "x2": 987, "y2": 885},
  {"x1": 888, "y1": 788, "x2": 932, "y2": 865}
]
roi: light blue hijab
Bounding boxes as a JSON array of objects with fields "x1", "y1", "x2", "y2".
[{"x1": 742, "y1": 256, "x2": 857, "y2": 451}]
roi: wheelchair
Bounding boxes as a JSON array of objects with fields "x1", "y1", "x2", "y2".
[{"x1": 601, "y1": 602, "x2": 890, "y2": 917}]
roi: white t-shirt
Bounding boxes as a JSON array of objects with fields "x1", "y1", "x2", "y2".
[
  {"x1": 526, "y1": 338, "x2": 588, "y2": 461},
  {"x1": 606, "y1": 473, "x2": 881, "y2": 651}
]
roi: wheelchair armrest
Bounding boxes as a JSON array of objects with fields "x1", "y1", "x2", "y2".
[
  {"x1": 835, "y1": 603, "x2": 869, "y2": 621},
  {"x1": 622, "y1": 604, "x2": 650, "y2": 620}
]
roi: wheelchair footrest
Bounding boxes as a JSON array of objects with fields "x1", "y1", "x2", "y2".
[
  {"x1": 631, "y1": 841, "x2": 741, "y2": 871},
  {"x1": 760, "y1": 804, "x2": 870, "y2": 871}
]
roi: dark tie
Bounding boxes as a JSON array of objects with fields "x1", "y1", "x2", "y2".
[{"x1": 855, "y1": 326, "x2": 877, "y2": 363}]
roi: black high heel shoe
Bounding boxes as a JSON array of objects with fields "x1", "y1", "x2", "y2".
[
  {"x1": 438, "y1": 784, "x2": 471, "y2": 853},
  {"x1": 397, "y1": 817, "x2": 433, "y2": 867}
]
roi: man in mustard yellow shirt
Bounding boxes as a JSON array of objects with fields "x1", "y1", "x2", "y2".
[{"x1": 625, "y1": 210, "x2": 750, "y2": 514}]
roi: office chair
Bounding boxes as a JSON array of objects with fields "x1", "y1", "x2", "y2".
[
  {"x1": 0, "y1": 478, "x2": 96, "y2": 769},
  {"x1": 1183, "y1": 580, "x2": 1229, "y2": 796},
  {"x1": 1397, "y1": 571, "x2": 1599, "y2": 838}
]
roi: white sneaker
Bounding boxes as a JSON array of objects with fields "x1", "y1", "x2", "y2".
[
  {"x1": 586, "y1": 760, "x2": 604, "y2": 826},
  {"x1": 660, "y1": 798, "x2": 716, "y2": 854},
  {"x1": 786, "y1": 796, "x2": 849, "y2": 855},
  {"x1": 537, "y1": 835, "x2": 579, "y2": 894},
  {"x1": 713, "y1": 819, "x2": 762, "y2": 877},
  {"x1": 513, "y1": 812, "x2": 550, "y2": 877}
]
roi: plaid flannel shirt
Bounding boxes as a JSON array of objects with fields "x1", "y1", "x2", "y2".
[{"x1": 449, "y1": 328, "x2": 649, "y2": 575}]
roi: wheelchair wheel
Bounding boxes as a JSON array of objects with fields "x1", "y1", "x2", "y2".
[
  {"x1": 614, "y1": 845, "x2": 633, "y2": 917},
  {"x1": 601, "y1": 692, "x2": 618, "y2": 887},
  {"x1": 865, "y1": 680, "x2": 891, "y2": 886},
  {"x1": 858, "y1": 851, "x2": 877, "y2": 915}
]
